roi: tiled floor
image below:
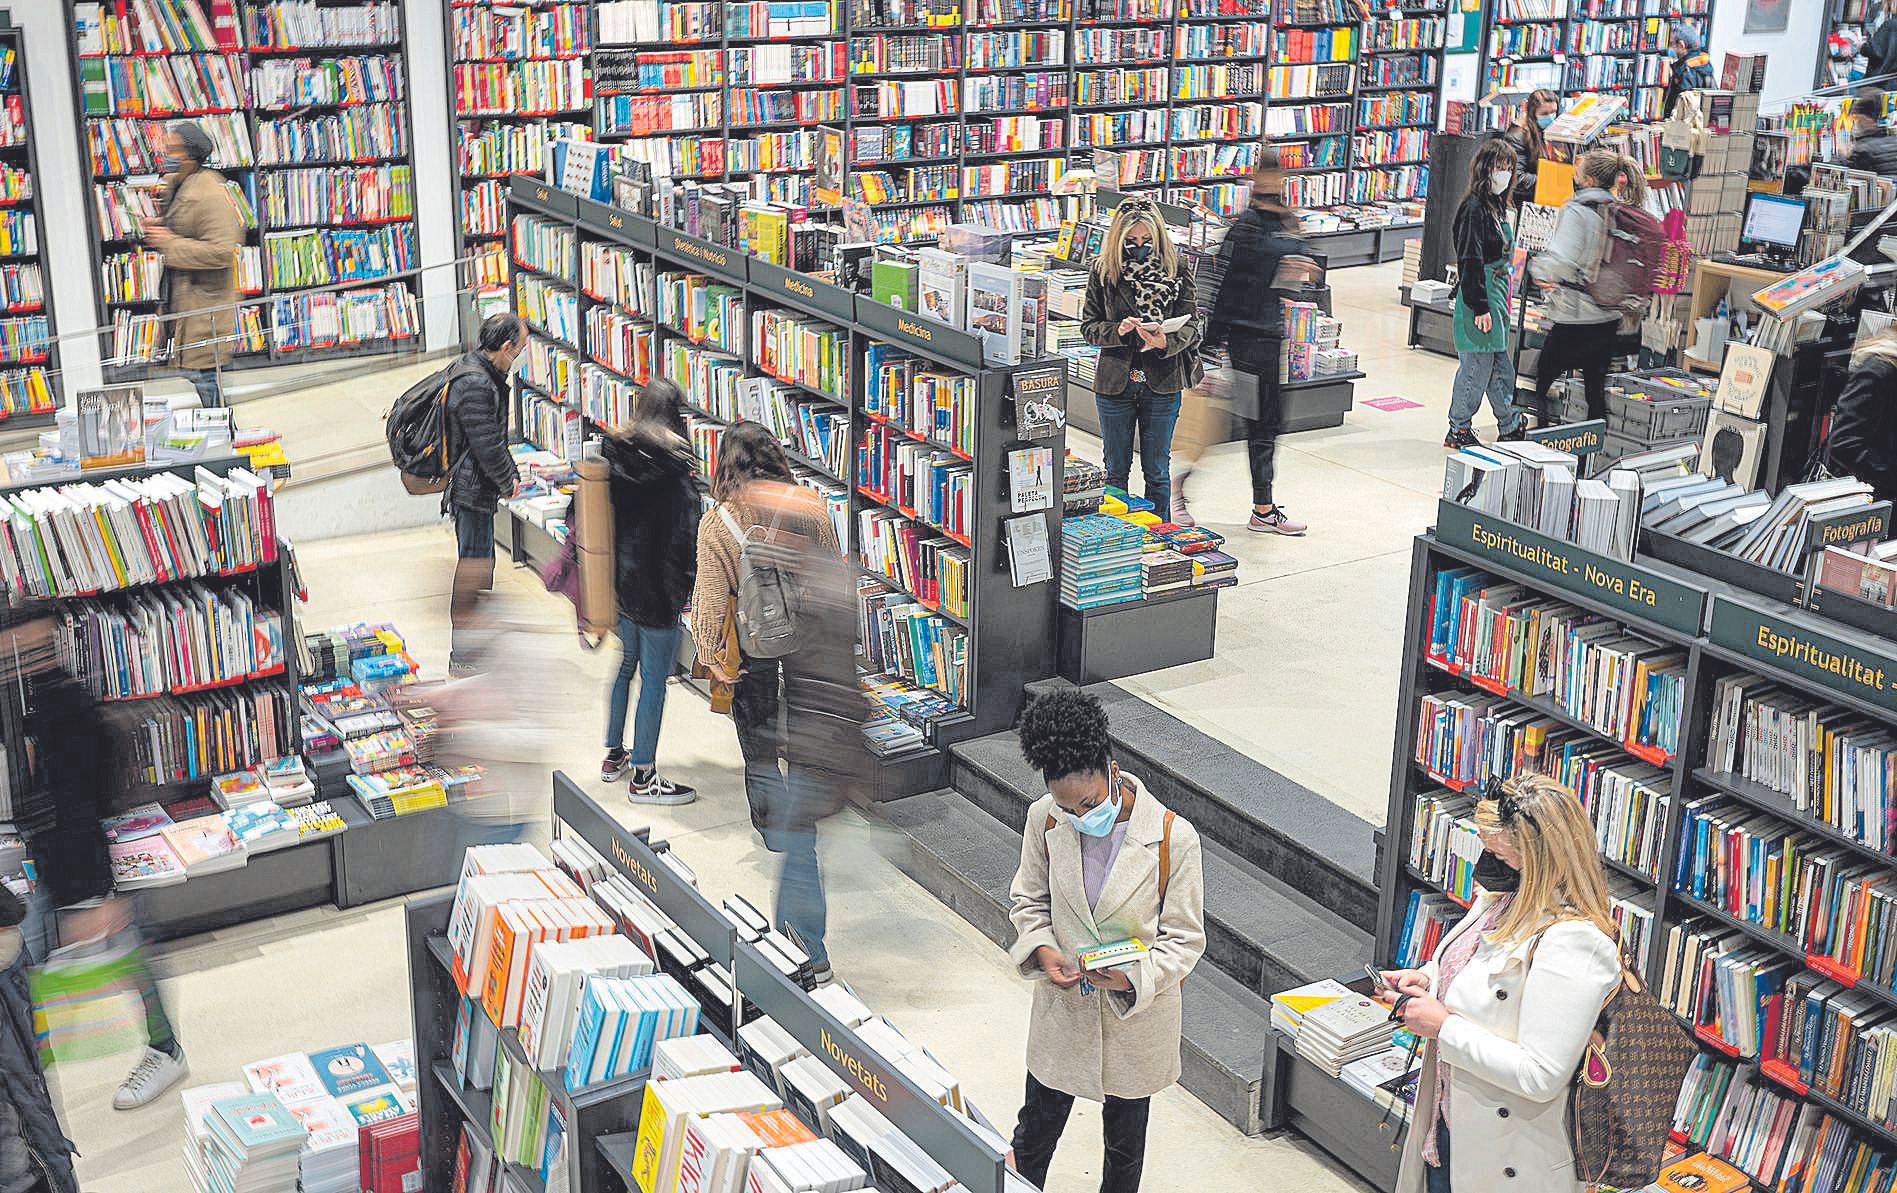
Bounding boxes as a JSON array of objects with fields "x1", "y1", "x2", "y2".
[{"x1": 52, "y1": 258, "x2": 1470, "y2": 1191}]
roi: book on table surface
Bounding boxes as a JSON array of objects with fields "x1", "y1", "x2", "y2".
[
  {"x1": 206, "y1": 1091, "x2": 307, "y2": 1156},
  {"x1": 307, "y1": 1042, "x2": 394, "y2": 1100},
  {"x1": 103, "y1": 802, "x2": 173, "y2": 842},
  {"x1": 109, "y1": 837, "x2": 187, "y2": 889},
  {"x1": 158, "y1": 816, "x2": 247, "y2": 875}
]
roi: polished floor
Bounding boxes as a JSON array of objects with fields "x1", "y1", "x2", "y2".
[{"x1": 52, "y1": 258, "x2": 1477, "y2": 1192}]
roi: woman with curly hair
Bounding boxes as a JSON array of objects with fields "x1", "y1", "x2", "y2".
[{"x1": 1005, "y1": 689, "x2": 1207, "y2": 1193}]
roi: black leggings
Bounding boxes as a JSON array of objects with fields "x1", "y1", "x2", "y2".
[
  {"x1": 1011, "y1": 1070, "x2": 1152, "y2": 1193},
  {"x1": 1532, "y1": 319, "x2": 1620, "y2": 422}
]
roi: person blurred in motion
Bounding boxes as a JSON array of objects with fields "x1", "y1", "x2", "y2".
[
  {"x1": 1, "y1": 613, "x2": 188, "y2": 1115},
  {"x1": 1660, "y1": 27, "x2": 1714, "y2": 122},
  {"x1": 143, "y1": 120, "x2": 239, "y2": 410},
  {"x1": 693, "y1": 422, "x2": 864, "y2": 977},
  {"x1": 1842, "y1": 90, "x2": 1897, "y2": 178},
  {"x1": 445, "y1": 313, "x2": 527, "y2": 676},
  {"x1": 599, "y1": 379, "x2": 698, "y2": 804},
  {"x1": 1828, "y1": 325, "x2": 1897, "y2": 505},
  {"x1": 1871, "y1": 1, "x2": 1897, "y2": 82},
  {"x1": 1006, "y1": 689, "x2": 1206, "y2": 1193},
  {"x1": 1496, "y1": 89, "x2": 1559, "y2": 207},
  {"x1": 0, "y1": 882, "x2": 76, "y2": 1192},
  {"x1": 1528, "y1": 150, "x2": 1649, "y2": 422},
  {"x1": 1445, "y1": 139, "x2": 1527, "y2": 448},
  {"x1": 1199, "y1": 145, "x2": 1319, "y2": 535}
]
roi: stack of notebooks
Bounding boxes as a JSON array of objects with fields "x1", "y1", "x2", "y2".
[
  {"x1": 1059, "y1": 514, "x2": 1144, "y2": 609},
  {"x1": 1443, "y1": 439, "x2": 1647, "y2": 562},
  {"x1": 187, "y1": 1092, "x2": 308, "y2": 1193},
  {"x1": 1294, "y1": 993, "x2": 1396, "y2": 1077},
  {"x1": 1644, "y1": 471, "x2": 1884, "y2": 576}
]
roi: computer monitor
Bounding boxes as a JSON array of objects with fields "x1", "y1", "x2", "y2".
[{"x1": 1742, "y1": 192, "x2": 1808, "y2": 250}]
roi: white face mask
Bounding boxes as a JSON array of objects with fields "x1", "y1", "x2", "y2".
[{"x1": 1490, "y1": 171, "x2": 1513, "y2": 195}]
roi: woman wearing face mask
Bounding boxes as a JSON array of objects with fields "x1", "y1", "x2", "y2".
[
  {"x1": 1007, "y1": 689, "x2": 1206, "y2": 1193},
  {"x1": 1660, "y1": 27, "x2": 1714, "y2": 123},
  {"x1": 1496, "y1": 89, "x2": 1559, "y2": 206},
  {"x1": 1381, "y1": 775, "x2": 1622, "y2": 1193},
  {"x1": 1080, "y1": 197, "x2": 1203, "y2": 517},
  {"x1": 1445, "y1": 140, "x2": 1527, "y2": 448}
]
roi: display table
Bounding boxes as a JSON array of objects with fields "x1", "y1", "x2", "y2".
[
  {"x1": 1304, "y1": 223, "x2": 1422, "y2": 270},
  {"x1": 135, "y1": 833, "x2": 337, "y2": 942},
  {"x1": 1058, "y1": 588, "x2": 1219, "y2": 683}
]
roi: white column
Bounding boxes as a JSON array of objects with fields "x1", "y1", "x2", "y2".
[{"x1": 404, "y1": 0, "x2": 462, "y2": 353}]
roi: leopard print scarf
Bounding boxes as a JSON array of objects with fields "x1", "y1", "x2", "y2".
[{"x1": 1121, "y1": 252, "x2": 1180, "y2": 325}]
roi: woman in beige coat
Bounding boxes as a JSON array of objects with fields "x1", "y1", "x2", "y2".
[
  {"x1": 1007, "y1": 689, "x2": 1206, "y2": 1193},
  {"x1": 1383, "y1": 775, "x2": 1622, "y2": 1193}
]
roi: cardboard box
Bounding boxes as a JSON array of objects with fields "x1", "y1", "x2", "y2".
[{"x1": 575, "y1": 457, "x2": 616, "y2": 637}]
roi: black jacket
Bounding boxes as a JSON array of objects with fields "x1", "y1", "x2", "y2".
[
  {"x1": 445, "y1": 351, "x2": 517, "y2": 514},
  {"x1": 1453, "y1": 194, "x2": 1510, "y2": 318},
  {"x1": 1830, "y1": 355, "x2": 1897, "y2": 506},
  {"x1": 21, "y1": 672, "x2": 116, "y2": 910},
  {"x1": 1846, "y1": 126, "x2": 1897, "y2": 179},
  {"x1": 1871, "y1": 19, "x2": 1897, "y2": 83},
  {"x1": 1204, "y1": 204, "x2": 1306, "y2": 377},
  {"x1": 1496, "y1": 126, "x2": 1540, "y2": 206},
  {"x1": 1, "y1": 954, "x2": 77, "y2": 1193},
  {"x1": 603, "y1": 429, "x2": 698, "y2": 628}
]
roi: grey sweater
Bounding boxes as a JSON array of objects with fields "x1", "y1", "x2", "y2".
[{"x1": 1527, "y1": 187, "x2": 1621, "y2": 326}]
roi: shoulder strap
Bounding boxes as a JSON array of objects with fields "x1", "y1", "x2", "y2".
[
  {"x1": 716, "y1": 504, "x2": 745, "y2": 546},
  {"x1": 1158, "y1": 810, "x2": 1175, "y2": 906}
]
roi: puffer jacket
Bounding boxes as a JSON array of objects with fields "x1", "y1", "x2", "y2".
[
  {"x1": 602, "y1": 428, "x2": 697, "y2": 628},
  {"x1": 1528, "y1": 187, "x2": 1621, "y2": 326},
  {"x1": 444, "y1": 352, "x2": 517, "y2": 514},
  {"x1": 0, "y1": 940, "x2": 78, "y2": 1193},
  {"x1": 1846, "y1": 126, "x2": 1897, "y2": 179}
]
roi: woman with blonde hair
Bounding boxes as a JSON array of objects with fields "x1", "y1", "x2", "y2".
[
  {"x1": 1381, "y1": 774, "x2": 1622, "y2": 1193},
  {"x1": 1079, "y1": 196, "x2": 1203, "y2": 516},
  {"x1": 1527, "y1": 149, "x2": 1650, "y2": 422}
]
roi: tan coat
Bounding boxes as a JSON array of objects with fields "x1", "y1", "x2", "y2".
[
  {"x1": 156, "y1": 166, "x2": 240, "y2": 370},
  {"x1": 1008, "y1": 776, "x2": 1207, "y2": 1101}
]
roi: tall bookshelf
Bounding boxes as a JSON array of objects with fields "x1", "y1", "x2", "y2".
[
  {"x1": 1350, "y1": 0, "x2": 1440, "y2": 209},
  {"x1": 67, "y1": 0, "x2": 424, "y2": 381},
  {"x1": 1817, "y1": 0, "x2": 1871, "y2": 89},
  {"x1": 1373, "y1": 501, "x2": 1897, "y2": 1189},
  {"x1": 1470, "y1": 0, "x2": 1716, "y2": 132},
  {"x1": 0, "y1": 17, "x2": 58, "y2": 426},
  {"x1": 506, "y1": 179, "x2": 1064, "y2": 787}
]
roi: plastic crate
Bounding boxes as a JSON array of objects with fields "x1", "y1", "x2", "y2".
[{"x1": 1605, "y1": 389, "x2": 1711, "y2": 440}]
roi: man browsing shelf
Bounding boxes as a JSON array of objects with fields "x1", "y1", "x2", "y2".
[
  {"x1": 446, "y1": 313, "x2": 527, "y2": 675},
  {"x1": 1007, "y1": 689, "x2": 1206, "y2": 1193},
  {"x1": 142, "y1": 121, "x2": 240, "y2": 410}
]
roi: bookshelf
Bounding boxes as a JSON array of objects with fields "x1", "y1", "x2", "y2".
[
  {"x1": 1469, "y1": 0, "x2": 1716, "y2": 132},
  {"x1": 507, "y1": 179, "x2": 1064, "y2": 786},
  {"x1": 1369, "y1": 500, "x2": 1897, "y2": 1190},
  {"x1": 66, "y1": 0, "x2": 425, "y2": 381},
  {"x1": 409, "y1": 775, "x2": 1017, "y2": 1193},
  {"x1": 0, "y1": 18, "x2": 57, "y2": 426},
  {"x1": 1816, "y1": 0, "x2": 1871, "y2": 89}
]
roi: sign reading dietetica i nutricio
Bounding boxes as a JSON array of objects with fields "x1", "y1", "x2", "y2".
[
  {"x1": 1710, "y1": 595, "x2": 1897, "y2": 716},
  {"x1": 1435, "y1": 500, "x2": 1707, "y2": 635}
]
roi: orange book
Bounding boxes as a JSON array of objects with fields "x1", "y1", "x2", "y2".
[{"x1": 738, "y1": 1109, "x2": 815, "y2": 1148}]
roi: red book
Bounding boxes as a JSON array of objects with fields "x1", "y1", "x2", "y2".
[{"x1": 359, "y1": 1112, "x2": 422, "y2": 1193}]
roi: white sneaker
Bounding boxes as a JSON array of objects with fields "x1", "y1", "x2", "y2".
[{"x1": 115, "y1": 1045, "x2": 188, "y2": 1110}]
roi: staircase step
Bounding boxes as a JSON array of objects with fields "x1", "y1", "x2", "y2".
[
  {"x1": 881, "y1": 789, "x2": 1297, "y2": 1135},
  {"x1": 948, "y1": 733, "x2": 1369, "y2": 997},
  {"x1": 1020, "y1": 679, "x2": 1381, "y2": 935}
]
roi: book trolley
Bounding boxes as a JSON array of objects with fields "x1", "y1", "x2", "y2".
[
  {"x1": 407, "y1": 772, "x2": 1017, "y2": 1193},
  {"x1": 501, "y1": 177, "x2": 1066, "y2": 794},
  {"x1": 1341, "y1": 496, "x2": 1897, "y2": 1190},
  {"x1": 64, "y1": 0, "x2": 424, "y2": 380},
  {"x1": 0, "y1": 16, "x2": 60, "y2": 426}
]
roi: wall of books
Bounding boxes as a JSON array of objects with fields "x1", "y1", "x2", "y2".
[
  {"x1": 0, "y1": 19, "x2": 58, "y2": 425},
  {"x1": 1376, "y1": 504, "x2": 1897, "y2": 1189},
  {"x1": 1474, "y1": 0, "x2": 1715, "y2": 130},
  {"x1": 67, "y1": 0, "x2": 422, "y2": 379}
]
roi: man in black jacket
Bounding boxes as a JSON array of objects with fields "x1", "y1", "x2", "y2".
[
  {"x1": 1844, "y1": 91, "x2": 1897, "y2": 178},
  {"x1": 447, "y1": 313, "x2": 528, "y2": 674},
  {"x1": 1869, "y1": 2, "x2": 1897, "y2": 83},
  {"x1": 1830, "y1": 342, "x2": 1897, "y2": 506}
]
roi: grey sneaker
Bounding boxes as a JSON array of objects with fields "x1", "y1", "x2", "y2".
[
  {"x1": 1169, "y1": 485, "x2": 1196, "y2": 528},
  {"x1": 1248, "y1": 507, "x2": 1308, "y2": 536},
  {"x1": 629, "y1": 770, "x2": 696, "y2": 805},
  {"x1": 115, "y1": 1045, "x2": 188, "y2": 1110}
]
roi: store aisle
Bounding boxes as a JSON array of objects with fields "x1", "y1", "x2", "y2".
[{"x1": 57, "y1": 525, "x2": 1370, "y2": 1193}]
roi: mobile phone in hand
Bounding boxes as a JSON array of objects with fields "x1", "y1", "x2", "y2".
[{"x1": 1365, "y1": 964, "x2": 1392, "y2": 993}]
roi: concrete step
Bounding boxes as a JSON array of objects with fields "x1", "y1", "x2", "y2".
[
  {"x1": 1020, "y1": 679, "x2": 1381, "y2": 935},
  {"x1": 881, "y1": 788, "x2": 1289, "y2": 1136},
  {"x1": 947, "y1": 734, "x2": 1369, "y2": 999}
]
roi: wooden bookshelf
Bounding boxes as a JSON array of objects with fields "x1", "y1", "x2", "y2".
[{"x1": 0, "y1": 17, "x2": 59, "y2": 425}]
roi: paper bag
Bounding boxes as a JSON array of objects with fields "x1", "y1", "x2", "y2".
[{"x1": 574, "y1": 457, "x2": 616, "y2": 638}]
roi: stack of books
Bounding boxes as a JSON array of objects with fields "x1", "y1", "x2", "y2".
[
  {"x1": 1058, "y1": 514, "x2": 1143, "y2": 609},
  {"x1": 1061, "y1": 455, "x2": 1106, "y2": 516},
  {"x1": 193, "y1": 1092, "x2": 308, "y2": 1193},
  {"x1": 1191, "y1": 551, "x2": 1238, "y2": 590},
  {"x1": 1269, "y1": 977, "x2": 1353, "y2": 1037},
  {"x1": 1139, "y1": 550, "x2": 1194, "y2": 597},
  {"x1": 1294, "y1": 993, "x2": 1396, "y2": 1077},
  {"x1": 561, "y1": 973, "x2": 700, "y2": 1090}
]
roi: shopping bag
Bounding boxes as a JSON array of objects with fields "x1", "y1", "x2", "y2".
[{"x1": 29, "y1": 936, "x2": 150, "y2": 1066}]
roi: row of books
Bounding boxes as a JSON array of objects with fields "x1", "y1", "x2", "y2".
[
  {"x1": 257, "y1": 163, "x2": 413, "y2": 230},
  {"x1": 245, "y1": 2, "x2": 400, "y2": 49},
  {"x1": 56, "y1": 583, "x2": 286, "y2": 702},
  {"x1": 263, "y1": 224, "x2": 414, "y2": 289},
  {"x1": 857, "y1": 430, "x2": 973, "y2": 541},
  {"x1": 452, "y1": 4, "x2": 593, "y2": 61},
  {"x1": 859, "y1": 508, "x2": 967, "y2": 613},
  {"x1": 585, "y1": 305, "x2": 655, "y2": 383},
  {"x1": 862, "y1": 343, "x2": 976, "y2": 460},
  {"x1": 130, "y1": 684, "x2": 297, "y2": 789},
  {"x1": 250, "y1": 54, "x2": 402, "y2": 113},
  {"x1": 860, "y1": 578, "x2": 970, "y2": 704},
  {"x1": 517, "y1": 272, "x2": 581, "y2": 346},
  {"x1": 453, "y1": 60, "x2": 590, "y2": 117},
  {"x1": 1671, "y1": 1055, "x2": 1897, "y2": 1190},
  {"x1": 256, "y1": 102, "x2": 407, "y2": 166},
  {"x1": 73, "y1": 0, "x2": 233, "y2": 55},
  {"x1": 79, "y1": 53, "x2": 246, "y2": 119},
  {"x1": 266, "y1": 282, "x2": 418, "y2": 352}
]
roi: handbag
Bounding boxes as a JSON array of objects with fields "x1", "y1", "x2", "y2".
[{"x1": 1524, "y1": 930, "x2": 1697, "y2": 1188}]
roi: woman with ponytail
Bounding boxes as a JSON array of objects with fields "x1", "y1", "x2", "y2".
[{"x1": 1527, "y1": 150, "x2": 1649, "y2": 422}]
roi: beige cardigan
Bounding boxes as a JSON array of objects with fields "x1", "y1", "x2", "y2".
[{"x1": 1008, "y1": 776, "x2": 1207, "y2": 1101}]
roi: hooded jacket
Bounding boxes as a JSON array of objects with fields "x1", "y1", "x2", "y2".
[
  {"x1": 603, "y1": 428, "x2": 698, "y2": 628},
  {"x1": 1528, "y1": 187, "x2": 1622, "y2": 326}
]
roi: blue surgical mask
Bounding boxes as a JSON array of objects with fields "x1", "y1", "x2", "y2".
[
  {"x1": 1122, "y1": 243, "x2": 1153, "y2": 264},
  {"x1": 1070, "y1": 783, "x2": 1124, "y2": 837},
  {"x1": 1536, "y1": 114, "x2": 1555, "y2": 130}
]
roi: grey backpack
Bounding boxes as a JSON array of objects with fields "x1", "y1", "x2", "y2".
[{"x1": 717, "y1": 505, "x2": 810, "y2": 659}]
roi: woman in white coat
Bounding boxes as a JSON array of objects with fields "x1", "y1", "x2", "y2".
[
  {"x1": 1007, "y1": 689, "x2": 1207, "y2": 1193},
  {"x1": 1383, "y1": 774, "x2": 1622, "y2": 1193}
]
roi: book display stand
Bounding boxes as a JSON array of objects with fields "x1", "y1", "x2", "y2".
[
  {"x1": 502, "y1": 178, "x2": 1066, "y2": 793},
  {"x1": 1343, "y1": 497, "x2": 1897, "y2": 1190},
  {"x1": 65, "y1": 0, "x2": 424, "y2": 381},
  {"x1": 408, "y1": 773, "x2": 1016, "y2": 1193},
  {"x1": 0, "y1": 17, "x2": 58, "y2": 427}
]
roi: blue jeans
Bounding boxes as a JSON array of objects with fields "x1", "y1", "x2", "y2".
[
  {"x1": 1426, "y1": 1124, "x2": 1452, "y2": 1193},
  {"x1": 763, "y1": 827, "x2": 827, "y2": 965},
  {"x1": 182, "y1": 367, "x2": 224, "y2": 408},
  {"x1": 450, "y1": 505, "x2": 497, "y2": 667},
  {"x1": 605, "y1": 617, "x2": 679, "y2": 767},
  {"x1": 1448, "y1": 351, "x2": 1521, "y2": 435},
  {"x1": 1096, "y1": 381, "x2": 1182, "y2": 511}
]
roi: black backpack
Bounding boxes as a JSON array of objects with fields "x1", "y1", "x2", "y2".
[{"x1": 385, "y1": 361, "x2": 479, "y2": 496}]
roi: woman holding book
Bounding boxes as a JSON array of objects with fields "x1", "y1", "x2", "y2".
[
  {"x1": 599, "y1": 379, "x2": 698, "y2": 805},
  {"x1": 1445, "y1": 139, "x2": 1528, "y2": 449},
  {"x1": 1497, "y1": 89, "x2": 1560, "y2": 207},
  {"x1": 1382, "y1": 775, "x2": 1622, "y2": 1193},
  {"x1": 1006, "y1": 688, "x2": 1206, "y2": 1193},
  {"x1": 1079, "y1": 197, "x2": 1203, "y2": 520}
]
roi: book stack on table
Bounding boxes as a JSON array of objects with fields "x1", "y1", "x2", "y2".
[
  {"x1": 1059, "y1": 514, "x2": 1144, "y2": 610},
  {"x1": 1294, "y1": 992, "x2": 1397, "y2": 1078}
]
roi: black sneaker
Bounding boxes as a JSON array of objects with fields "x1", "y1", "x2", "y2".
[
  {"x1": 601, "y1": 748, "x2": 630, "y2": 784},
  {"x1": 629, "y1": 769, "x2": 696, "y2": 805},
  {"x1": 1497, "y1": 423, "x2": 1528, "y2": 442},
  {"x1": 1443, "y1": 428, "x2": 1481, "y2": 449}
]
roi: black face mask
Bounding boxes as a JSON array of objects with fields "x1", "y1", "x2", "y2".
[
  {"x1": 1474, "y1": 848, "x2": 1520, "y2": 893},
  {"x1": 1121, "y1": 243, "x2": 1153, "y2": 264}
]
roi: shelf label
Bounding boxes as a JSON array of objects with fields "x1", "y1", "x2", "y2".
[
  {"x1": 1435, "y1": 499, "x2": 1707, "y2": 635},
  {"x1": 854, "y1": 296, "x2": 985, "y2": 370},
  {"x1": 657, "y1": 229, "x2": 747, "y2": 283},
  {"x1": 1526, "y1": 418, "x2": 1605, "y2": 457},
  {"x1": 574, "y1": 196, "x2": 656, "y2": 247},
  {"x1": 1806, "y1": 501, "x2": 1891, "y2": 554},
  {"x1": 508, "y1": 175, "x2": 576, "y2": 217},
  {"x1": 1709, "y1": 594, "x2": 1897, "y2": 716},
  {"x1": 749, "y1": 256, "x2": 855, "y2": 322}
]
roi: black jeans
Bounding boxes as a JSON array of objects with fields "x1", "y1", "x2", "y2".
[
  {"x1": 1010, "y1": 1071, "x2": 1152, "y2": 1193},
  {"x1": 1532, "y1": 319, "x2": 1620, "y2": 422},
  {"x1": 1245, "y1": 367, "x2": 1284, "y2": 508},
  {"x1": 450, "y1": 504, "x2": 497, "y2": 666}
]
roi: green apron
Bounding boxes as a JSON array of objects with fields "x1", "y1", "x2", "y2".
[{"x1": 1452, "y1": 217, "x2": 1513, "y2": 355}]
